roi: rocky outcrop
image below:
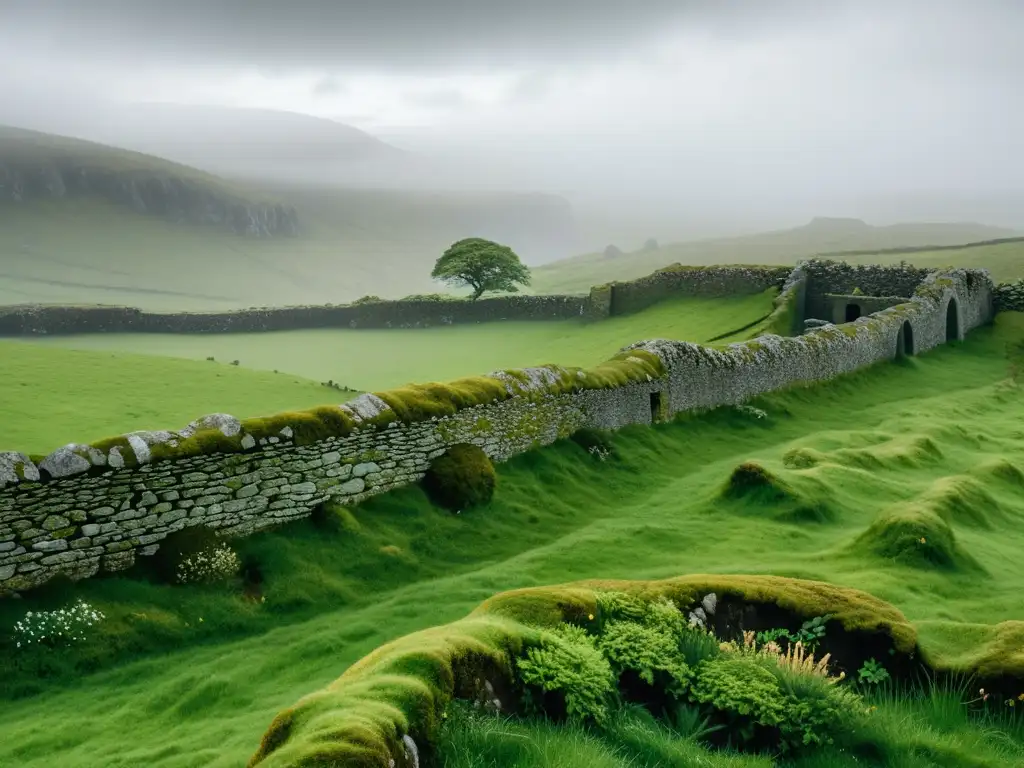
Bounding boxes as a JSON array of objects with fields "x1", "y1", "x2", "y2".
[{"x1": 0, "y1": 158, "x2": 298, "y2": 237}]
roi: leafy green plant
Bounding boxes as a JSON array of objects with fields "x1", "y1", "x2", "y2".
[
  {"x1": 422, "y1": 443, "x2": 497, "y2": 511},
  {"x1": 516, "y1": 624, "x2": 616, "y2": 725},
  {"x1": 755, "y1": 628, "x2": 791, "y2": 646},
  {"x1": 858, "y1": 657, "x2": 891, "y2": 686},
  {"x1": 795, "y1": 614, "x2": 832, "y2": 652},
  {"x1": 598, "y1": 619, "x2": 691, "y2": 698}
]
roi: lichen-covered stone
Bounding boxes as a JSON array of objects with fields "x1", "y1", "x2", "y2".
[
  {"x1": 179, "y1": 413, "x2": 242, "y2": 438},
  {"x1": 38, "y1": 446, "x2": 91, "y2": 479}
]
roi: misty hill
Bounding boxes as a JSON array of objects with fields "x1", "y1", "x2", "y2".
[
  {"x1": 0, "y1": 126, "x2": 579, "y2": 309},
  {"x1": 61, "y1": 104, "x2": 409, "y2": 184},
  {"x1": 530, "y1": 216, "x2": 1021, "y2": 294},
  {"x1": 0, "y1": 125, "x2": 298, "y2": 236}
]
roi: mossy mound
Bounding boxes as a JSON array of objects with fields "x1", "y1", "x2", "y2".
[
  {"x1": 919, "y1": 475, "x2": 1004, "y2": 529},
  {"x1": 422, "y1": 443, "x2": 497, "y2": 512},
  {"x1": 972, "y1": 457, "x2": 1024, "y2": 488},
  {"x1": 721, "y1": 461, "x2": 795, "y2": 504},
  {"x1": 918, "y1": 620, "x2": 1024, "y2": 682},
  {"x1": 782, "y1": 447, "x2": 824, "y2": 470},
  {"x1": 249, "y1": 574, "x2": 917, "y2": 768},
  {"x1": 850, "y1": 509, "x2": 981, "y2": 572},
  {"x1": 840, "y1": 434, "x2": 945, "y2": 471},
  {"x1": 720, "y1": 461, "x2": 836, "y2": 523}
]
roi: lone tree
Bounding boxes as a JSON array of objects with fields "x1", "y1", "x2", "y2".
[{"x1": 431, "y1": 237, "x2": 531, "y2": 300}]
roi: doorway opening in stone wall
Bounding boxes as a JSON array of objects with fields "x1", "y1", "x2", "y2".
[
  {"x1": 897, "y1": 320, "x2": 915, "y2": 358},
  {"x1": 845, "y1": 303, "x2": 862, "y2": 322},
  {"x1": 945, "y1": 297, "x2": 961, "y2": 342},
  {"x1": 649, "y1": 391, "x2": 663, "y2": 423}
]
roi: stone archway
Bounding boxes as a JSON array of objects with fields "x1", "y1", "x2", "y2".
[
  {"x1": 945, "y1": 297, "x2": 961, "y2": 342},
  {"x1": 845, "y1": 303, "x2": 862, "y2": 322},
  {"x1": 896, "y1": 320, "x2": 915, "y2": 358}
]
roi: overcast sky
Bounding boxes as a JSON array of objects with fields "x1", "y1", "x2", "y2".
[{"x1": 2, "y1": 1, "x2": 1023, "y2": 231}]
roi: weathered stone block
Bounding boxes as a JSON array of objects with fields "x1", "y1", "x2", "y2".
[
  {"x1": 339, "y1": 478, "x2": 366, "y2": 495},
  {"x1": 102, "y1": 550, "x2": 135, "y2": 572},
  {"x1": 33, "y1": 538, "x2": 68, "y2": 553},
  {"x1": 237, "y1": 484, "x2": 260, "y2": 499},
  {"x1": 41, "y1": 515, "x2": 71, "y2": 531}
]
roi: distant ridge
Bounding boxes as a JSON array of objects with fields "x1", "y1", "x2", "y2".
[{"x1": 815, "y1": 235, "x2": 1024, "y2": 259}]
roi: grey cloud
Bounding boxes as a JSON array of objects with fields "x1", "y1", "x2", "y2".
[
  {"x1": 0, "y1": 0, "x2": 847, "y2": 72},
  {"x1": 404, "y1": 88, "x2": 471, "y2": 110},
  {"x1": 311, "y1": 76, "x2": 348, "y2": 97}
]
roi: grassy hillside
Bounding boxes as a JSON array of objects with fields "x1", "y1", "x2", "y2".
[
  {"x1": 0, "y1": 342, "x2": 350, "y2": 454},
  {"x1": 19, "y1": 292, "x2": 774, "y2": 409},
  {"x1": 0, "y1": 126, "x2": 577, "y2": 309},
  {"x1": 0, "y1": 312, "x2": 1021, "y2": 767},
  {"x1": 530, "y1": 218, "x2": 1021, "y2": 294},
  {"x1": 842, "y1": 238, "x2": 1024, "y2": 283}
]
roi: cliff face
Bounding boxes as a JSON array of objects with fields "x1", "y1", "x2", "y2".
[{"x1": 0, "y1": 149, "x2": 299, "y2": 238}]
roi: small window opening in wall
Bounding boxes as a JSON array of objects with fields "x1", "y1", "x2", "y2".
[
  {"x1": 845, "y1": 303, "x2": 862, "y2": 322},
  {"x1": 649, "y1": 391, "x2": 663, "y2": 423}
]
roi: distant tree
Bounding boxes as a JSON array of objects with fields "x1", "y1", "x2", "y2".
[
  {"x1": 604, "y1": 244, "x2": 623, "y2": 259},
  {"x1": 642, "y1": 238, "x2": 659, "y2": 251},
  {"x1": 431, "y1": 238, "x2": 531, "y2": 300}
]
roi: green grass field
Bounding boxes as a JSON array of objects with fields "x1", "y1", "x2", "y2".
[
  {"x1": 1, "y1": 312, "x2": 1021, "y2": 767},
  {"x1": 13, "y1": 293, "x2": 773, "y2": 429},
  {"x1": 530, "y1": 229, "x2": 1024, "y2": 295},
  {"x1": 0, "y1": 343, "x2": 348, "y2": 454}
]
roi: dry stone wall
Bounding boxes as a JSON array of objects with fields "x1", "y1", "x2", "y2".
[
  {"x1": 606, "y1": 265, "x2": 790, "y2": 316},
  {"x1": 0, "y1": 263, "x2": 995, "y2": 595}
]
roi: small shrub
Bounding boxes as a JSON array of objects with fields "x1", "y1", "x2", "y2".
[
  {"x1": 351, "y1": 295, "x2": 382, "y2": 305},
  {"x1": 691, "y1": 647, "x2": 862, "y2": 753},
  {"x1": 690, "y1": 656, "x2": 788, "y2": 745},
  {"x1": 176, "y1": 543, "x2": 241, "y2": 585},
  {"x1": 598, "y1": 619, "x2": 692, "y2": 698},
  {"x1": 422, "y1": 443, "x2": 496, "y2": 511},
  {"x1": 149, "y1": 525, "x2": 223, "y2": 584},
  {"x1": 516, "y1": 624, "x2": 616, "y2": 724},
  {"x1": 12, "y1": 599, "x2": 105, "y2": 648}
]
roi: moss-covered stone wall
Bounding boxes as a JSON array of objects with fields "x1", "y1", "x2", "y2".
[
  {"x1": 606, "y1": 265, "x2": 790, "y2": 317},
  {"x1": 995, "y1": 280, "x2": 1024, "y2": 313},
  {"x1": 802, "y1": 261, "x2": 932, "y2": 321},
  {"x1": 819, "y1": 294, "x2": 909, "y2": 325},
  {"x1": 0, "y1": 264, "x2": 994, "y2": 595},
  {"x1": 0, "y1": 295, "x2": 591, "y2": 336}
]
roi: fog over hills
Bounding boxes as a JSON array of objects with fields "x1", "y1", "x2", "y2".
[{"x1": 1, "y1": 0, "x2": 1023, "y2": 299}]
